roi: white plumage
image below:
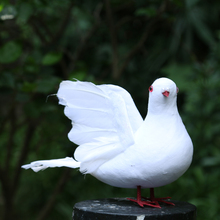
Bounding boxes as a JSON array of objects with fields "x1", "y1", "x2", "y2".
[{"x1": 22, "y1": 77, "x2": 193, "y2": 207}]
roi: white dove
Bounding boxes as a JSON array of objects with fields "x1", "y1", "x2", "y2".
[{"x1": 22, "y1": 77, "x2": 193, "y2": 208}]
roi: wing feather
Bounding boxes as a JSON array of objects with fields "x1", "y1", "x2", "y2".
[
  {"x1": 57, "y1": 80, "x2": 143, "y2": 173},
  {"x1": 68, "y1": 124, "x2": 116, "y2": 145}
]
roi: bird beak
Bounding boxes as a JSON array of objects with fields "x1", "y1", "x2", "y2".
[{"x1": 162, "y1": 91, "x2": 169, "y2": 97}]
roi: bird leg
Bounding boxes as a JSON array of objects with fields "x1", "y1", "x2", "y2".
[
  {"x1": 127, "y1": 186, "x2": 161, "y2": 208},
  {"x1": 142, "y1": 188, "x2": 175, "y2": 207}
]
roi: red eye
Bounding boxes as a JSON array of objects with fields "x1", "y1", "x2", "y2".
[
  {"x1": 176, "y1": 87, "x2": 179, "y2": 93},
  {"x1": 149, "y1": 85, "x2": 153, "y2": 92}
]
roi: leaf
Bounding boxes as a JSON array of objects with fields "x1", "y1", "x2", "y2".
[
  {"x1": 170, "y1": 0, "x2": 184, "y2": 7},
  {"x1": 186, "y1": 0, "x2": 200, "y2": 9},
  {"x1": 72, "y1": 7, "x2": 92, "y2": 31},
  {"x1": 15, "y1": 92, "x2": 30, "y2": 103},
  {"x1": 69, "y1": 71, "x2": 87, "y2": 81},
  {"x1": 21, "y1": 82, "x2": 36, "y2": 93},
  {"x1": 0, "y1": 41, "x2": 22, "y2": 63},
  {"x1": 201, "y1": 156, "x2": 220, "y2": 167},
  {"x1": 42, "y1": 52, "x2": 62, "y2": 65},
  {"x1": 162, "y1": 63, "x2": 194, "y2": 92},
  {"x1": 0, "y1": 4, "x2": 4, "y2": 12},
  {"x1": 17, "y1": 2, "x2": 33, "y2": 23},
  {"x1": 189, "y1": 8, "x2": 216, "y2": 48},
  {"x1": 0, "y1": 72, "x2": 15, "y2": 88},
  {"x1": 135, "y1": 7, "x2": 157, "y2": 17},
  {"x1": 35, "y1": 77, "x2": 60, "y2": 94}
]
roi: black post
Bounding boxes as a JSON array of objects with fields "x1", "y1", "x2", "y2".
[{"x1": 73, "y1": 198, "x2": 197, "y2": 220}]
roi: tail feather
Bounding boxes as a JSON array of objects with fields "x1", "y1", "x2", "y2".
[{"x1": 21, "y1": 157, "x2": 80, "y2": 172}]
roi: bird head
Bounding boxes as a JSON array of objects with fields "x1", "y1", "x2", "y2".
[{"x1": 147, "y1": 78, "x2": 179, "y2": 114}]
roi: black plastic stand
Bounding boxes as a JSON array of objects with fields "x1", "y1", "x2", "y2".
[{"x1": 73, "y1": 198, "x2": 197, "y2": 220}]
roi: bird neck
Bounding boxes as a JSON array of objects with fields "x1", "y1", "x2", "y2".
[{"x1": 147, "y1": 96, "x2": 178, "y2": 115}]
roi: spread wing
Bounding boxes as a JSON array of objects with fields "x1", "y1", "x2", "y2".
[{"x1": 57, "y1": 80, "x2": 143, "y2": 173}]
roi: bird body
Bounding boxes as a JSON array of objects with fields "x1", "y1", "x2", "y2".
[
  {"x1": 22, "y1": 77, "x2": 193, "y2": 207},
  {"x1": 93, "y1": 79, "x2": 192, "y2": 188},
  {"x1": 94, "y1": 113, "x2": 192, "y2": 189}
]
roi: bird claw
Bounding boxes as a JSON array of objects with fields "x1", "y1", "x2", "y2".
[
  {"x1": 142, "y1": 196, "x2": 175, "y2": 206},
  {"x1": 128, "y1": 187, "x2": 175, "y2": 208},
  {"x1": 127, "y1": 198, "x2": 161, "y2": 208}
]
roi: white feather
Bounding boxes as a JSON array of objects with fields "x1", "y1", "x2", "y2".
[
  {"x1": 57, "y1": 80, "x2": 143, "y2": 172},
  {"x1": 22, "y1": 157, "x2": 80, "y2": 172},
  {"x1": 22, "y1": 78, "x2": 193, "y2": 190}
]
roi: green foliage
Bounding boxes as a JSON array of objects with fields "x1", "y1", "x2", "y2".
[
  {"x1": 42, "y1": 52, "x2": 63, "y2": 66},
  {"x1": 0, "y1": 41, "x2": 22, "y2": 63},
  {"x1": 0, "y1": 4, "x2": 4, "y2": 12},
  {"x1": 135, "y1": 7, "x2": 157, "y2": 17},
  {"x1": 0, "y1": 0, "x2": 220, "y2": 220}
]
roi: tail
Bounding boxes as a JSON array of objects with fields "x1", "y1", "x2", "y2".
[{"x1": 21, "y1": 157, "x2": 80, "y2": 172}]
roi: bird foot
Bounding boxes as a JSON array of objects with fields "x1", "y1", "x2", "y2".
[
  {"x1": 142, "y1": 196, "x2": 175, "y2": 206},
  {"x1": 127, "y1": 187, "x2": 175, "y2": 208},
  {"x1": 127, "y1": 198, "x2": 161, "y2": 208}
]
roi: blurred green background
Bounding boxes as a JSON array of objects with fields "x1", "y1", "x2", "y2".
[{"x1": 0, "y1": 0, "x2": 220, "y2": 219}]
